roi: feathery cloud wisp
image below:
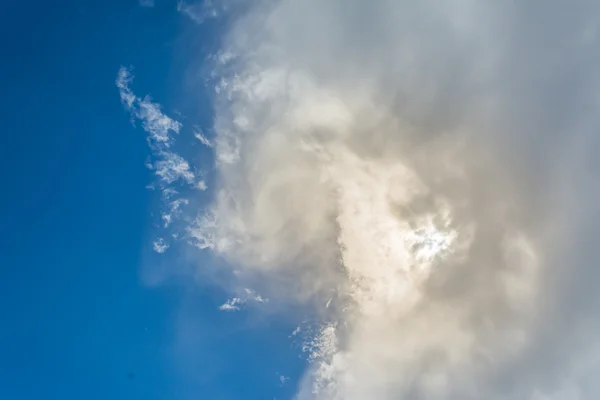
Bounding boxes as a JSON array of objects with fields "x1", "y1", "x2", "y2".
[
  {"x1": 177, "y1": 0, "x2": 219, "y2": 24},
  {"x1": 116, "y1": 67, "x2": 182, "y2": 148},
  {"x1": 116, "y1": 67, "x2": 207, "y2": 252},
  {"x1": 194, "y1": 129, "x2": 213, "y2": 148},
  {"x1": 218, "y1": 288, "x2": 268, "y2": 311}
]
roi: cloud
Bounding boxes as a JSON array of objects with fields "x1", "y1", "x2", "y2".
[
  {"x1": 195, "y1": 180, "x2": 207, "y2": 191},
  {"x1": 185, "y1": 0, "x2": 600, "y2": 398},
  {"x1": 162, "y1": 198, "x2": 189, "y2": 227},
  {"x1": 244, "y1": 288, "x2": 267, "y2": 303},
  {"x1": 194, "y1": 129, "x2": 213, "y2": 148},
  {"x1": 219, "y1": 297, "x2": 243, "y2": 311},
  {"x1": 153, "y1": 152, "x2": 195, "y2": 185},
  {"x1": 218, "y1": 288, "x2": 269, "y2": 311},
  {"x1": 116, "y1": 67, "x2": 135, "y2": 109},
  {"x1": 116, "y1": 67, "x2": 205, "y2": 250},
  {"x1": 137, "y1": 98, "x2": 182, "y2": 147},
  {"x1": 153, "y1": 237, "x2": 169, "y2": 253},
  {"x1": 177, "y1": 0, "x2": 219, "y2": 24},
  {"x1": 116, "y1": 67, "x2": 181, "y2": 148},
  {"x1": 139, "y1": 0, "x2": 155, "y2": 7}
]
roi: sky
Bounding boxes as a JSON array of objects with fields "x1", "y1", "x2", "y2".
[
  {"x1": 0, "y1": 1, "x2": 303, "y2": 399},
  {"x1": 4, "y1": 1, "x2": 600, "y2": 400}
]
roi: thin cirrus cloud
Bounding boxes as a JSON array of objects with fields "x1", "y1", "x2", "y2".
[
  {"x1": 181, "y1": 0, "x2": 600, "y2": 399},
  {"x1": 116, "y1": 67, "x2": 207, "y2": 253},
  {"x1": 219, "y1": 288, "x2": 269, "y2": 312}
]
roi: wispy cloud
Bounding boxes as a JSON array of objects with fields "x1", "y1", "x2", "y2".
[
  {"x1": 279, "y1": 375, "x2": 290, "y2": 386},
  {"x1": 153, "y1": 152, "x2": 195, "y2": 185},
  {"x1": 218, "y1": 297, "x2": 243, "y2": 311},
  {"x1": 137, "y1": 98, "x2": 182, "y2": 147},
  {"x1": 116, "y1": 67, "x2": 181, "y2": 148},
  {"x1": 194, "y1": 129, "x2": 213, "y2": 148},
  {"x1": 176, "y1": 0, "x2": 218, "y2": 24},
  {"x1": 244, "y1": 288, "x2": 267, "y2": 303},
  {"x1": 218, "y1": 288, "x2": 269, "y2": 311},
  {"x1": 162, "y1": 198, "x2": 189, "y2": 228},
  {"x1": 152, "y1": 237, "x2": 169, "y2": 253},
  {"x1": 116, "y1": 67, "x2": 135, "y2": 109},
  {"x1": 116, "y1": 67, "x2": 206, "y2": 253}
]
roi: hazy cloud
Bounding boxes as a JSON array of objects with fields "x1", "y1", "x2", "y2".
[
  {"x1": 153, "y1": 152, "x2": 195, "y2": 185},
  {"x1": 194, "y1": 129, "x2": 213, "y2": 148},
  {"x1": 218, "y1": 288, "x2": 269, "y2": 311},
  {"x1": 177, "y1": 0, "x2": 218, "y2": 24},
  {"x1": 137, "y1": 98, "x2": 182, "y2": 147},
  {"x1": 219, "y1": 297, "x2": 243, "y2": 311},
  {"x1": 116, "y1": 67, "x2": 181, "y2": 148},
  {"x1": 186, "y1": 0, "x2": 600, "y2": 399}
]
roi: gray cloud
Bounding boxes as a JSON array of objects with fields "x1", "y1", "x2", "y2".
[{"x1": 186, "y1": 1, "x2": 600, "y2": 398}]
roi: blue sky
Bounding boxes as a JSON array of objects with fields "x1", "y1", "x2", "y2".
[
  {"x1": 0, "y1": 1, "x2": 305, "y2": 399},
  {"x1": 5, "y1": 1, "x2": 600, "y2": 399}
]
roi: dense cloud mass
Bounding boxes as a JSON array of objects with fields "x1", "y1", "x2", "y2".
[{"x1": 190, "y1": 1, "x2": 600, "y2": 398}]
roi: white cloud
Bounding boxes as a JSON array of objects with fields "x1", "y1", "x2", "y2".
[
  {"x1": 219, "y1": 297, "x2": 243, "y2": 311},
  {"x1": 137, "y1": 98, "x2": 181, "y2": 147},
  {"x1": 139, "y1": 0, "x2": 154, "y2": 7},
  {"x1": 162, "y1": 198, "x2": 190, "y2": 227},
  {"x1": 170, "y1": 198, "x2": 189, "y2": 212},
  {"x1": 162, "y1": 213, "x2": 172, "y2": 228},
  {"x1": 177, "y1": 0, "x2": 218, "y2": 24},
  {"x1": 153, "y1": 152, "x2": 195, "y2": 185},
  {"x1": 194, "y1": 129, "x2": 213, "y2": 147},
  {"x1": 115, "y1": 67, "x2": 181, "y2": 148},
  {"x1": 188, "y1": 0, "x2": 600, "y2": 398},
  {"x1": 195, "y1": 180, "x2": 207, "y2": 191},
  {"x1": 161, "y1": 188, "x2": 179, "y2": 199},
  {"x1": 152, "y1": 237, "x2": 169, "y2": 253},
  {"x1": 187, "y1": 211, "x2": 217, "y2": 250},
  {"x1": 116, "y1": 67, "x2": 206, "y2": 249},
  {"x1": 115, "y1": 67, "x2": 135, "y2": 110},
  {"x1": 243, "y1": 288, "x2": 268, "y2": 303},
  {"x1": 218, "y1": 288, "x2": 269, "y2": 311},
  {"x1": 279, "y1": 375, "x2": 290, "y2": 385}
]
